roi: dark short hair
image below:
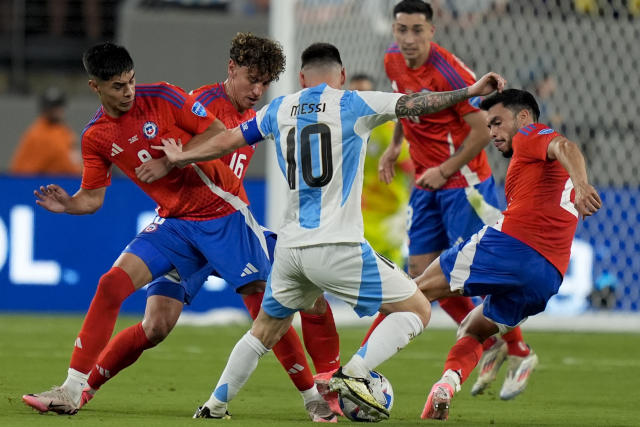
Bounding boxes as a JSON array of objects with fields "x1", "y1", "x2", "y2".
[
  {"x1": 393, "y1": 0, "x2": 433, "y2": 21},
  {"x1": 82, "y1": 42, "x2": 134, "y2": 81},
  {"x1": 300, "y1": 43, "x2": 342, "y2": 69},
  {"x1": 230, "y1": 32, "x2": 286, "y2": 83},
  {"x1": 40, "y1": 87, "x2": 66, "y2": 111},
  {"x1": 350, "y1": 73, "x2": 374, "y2": 85},
  {"x1": 479, "y1": 89, "x2": 541, "y2": 122}
]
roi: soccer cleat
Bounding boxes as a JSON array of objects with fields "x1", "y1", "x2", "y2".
[
  {"x1": 22, "y1": 386, "x2": 79, "y2": 415},
  {"x1": 305, "y1": 399, "x2": 338, "y2": 423},
  {"x1": 79, "y1": 387, "x2": 95, "y2": 409},
  {"x1": 499, "y1": 350, "x2": 539, "y2": 400},
  {"x1": 192, "y1": 406, "x2": 232, "y2": 419},
  {"x1": 471, "y1": 337, "x2": 508, "y2": 396},
  {"x1": 421, "y1": 382, "x2": 454, "y2": 420},
  {"x1": 328, "y1": 367, "x2": 389, "y2": 420},
  {"x1": 314, "y1": 370, "x2": 343, "y2": 416}
]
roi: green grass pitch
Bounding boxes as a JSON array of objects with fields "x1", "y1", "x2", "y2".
[{"x1": 1, "y1": 314, "x2": 639, "y2": 426}]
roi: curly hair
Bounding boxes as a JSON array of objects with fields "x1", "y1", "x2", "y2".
[{"x1": 230, "y1": 32, "x2": 286, "y2": 83}]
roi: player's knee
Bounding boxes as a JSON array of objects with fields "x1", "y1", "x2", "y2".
[
  {"x1": 95, "y1": 267, "x2": 135, "y2": 310},
  {"x1": 142, "y1": 316, "x2": 175, "y2": 344}
]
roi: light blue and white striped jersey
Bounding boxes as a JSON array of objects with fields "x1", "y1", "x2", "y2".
[{"x1": 241, "y1": 83, "x2": 403, "y2": 247}]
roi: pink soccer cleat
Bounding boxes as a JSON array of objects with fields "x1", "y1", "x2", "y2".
[
  {"x1": 314, "y1": 370, "x2": 343, "y2": 416},
  {"x1": 421, "y1": 382, "x2": 454, "y2": 420},
  {"x1": 22, "y1": 386, "x2": 79, "y2": 415}
]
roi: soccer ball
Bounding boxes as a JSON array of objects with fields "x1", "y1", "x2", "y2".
[{"x1": 339, "y1": 370, "x2": 394, "y2": 422}]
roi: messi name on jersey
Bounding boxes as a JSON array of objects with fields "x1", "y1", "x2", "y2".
[{"x1": 290, "y1": 102, "x2": 327, "y2": 117}]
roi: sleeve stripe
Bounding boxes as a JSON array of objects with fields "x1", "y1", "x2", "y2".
[
  {"x1": 137, "y1": 88, "x2": 186, "y2": 107},
  {"x1": 385, "y1": 42, "x2": 401, "y2": 53},
  {"x1": 80, "y1": 108, "x2": 103, "y2": 142},
  {"x1": 197, "y1": 87, "x2": 224, "y2": 106},
  {"x1": 136, "y1": 84, "x2": 186, "y2": 102},
  {"x1": 431, "y1": 51, "x2": 467, "y2": 89},
  {"x1": 136, "y1": 92, "x2": 183, "y2": 109}
]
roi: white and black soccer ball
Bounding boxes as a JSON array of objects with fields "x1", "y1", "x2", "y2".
[{"x1": 339, "y1": 370, "x2": 394, "y2": 422}]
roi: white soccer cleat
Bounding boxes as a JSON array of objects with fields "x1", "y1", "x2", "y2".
[
  {"x1": 471, "y1": 338, "x2": 508, "y2": 396},
  {"x1": 192, "y1": 405, "x2": 232, "y2": 419},
  {"x1": 22, "y1": 386, "x2": 79, "y2": 415},
  {"x1": 499, "y1": 350, "x2": 539, "y2": 400},
  {"x1": 305, "y1": 399, "x2": 338, "y2": 423},
  {"x1": 329, "y1": 368, "x2": 389, "y2": 420}
]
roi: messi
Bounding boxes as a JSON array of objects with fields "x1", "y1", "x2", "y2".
[{"x1": 290, "y1": 102, "x2": 327, "y2": 116}]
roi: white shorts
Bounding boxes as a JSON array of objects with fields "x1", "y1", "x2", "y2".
[{"x1": 261, "y1": 241, "x2": 418, "y2": 318}]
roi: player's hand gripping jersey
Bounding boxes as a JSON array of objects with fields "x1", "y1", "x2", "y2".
[
  {"x1": 498, "y1": 123, "x2": 578, "y2": 274},
  {"x1": 240, "y1": 83, "x2": 403, "y2": 247},
  {"x1": 191, "y1": 82, "x2": 257, "y2": 180},
  {"x1": 80, "y1": 82, "x2": 246, "y2": 220},
  {"x1": 384, "y1": 42, "x2": 492, "y2": 189}
]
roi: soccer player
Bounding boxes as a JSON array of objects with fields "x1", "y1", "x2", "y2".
[
  {"x1": 77, "y1": 34, "x2": 341, "y2": 420},
  {"x1": 417, "y1": 89, "x2": 601, "y2": 420},
  {"x1": 21, "y1": 41, "x2": 335, "y2": 422},
  {"x1": 367, "y1": 0, "x2": 536, "y2": 398},
  {"x1": 152, "y1": 43, "x2": 505, "y2": 420}
]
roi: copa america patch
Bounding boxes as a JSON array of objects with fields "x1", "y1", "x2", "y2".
[
  {"x1": 191, "y1": 101, "x2": 208, "y2": 118},
  {"x1": 143, "y1": 121, "x2": 158, "y2": 139},
  {"x1": 144, "y1": 223, "x2": 158, "y2": 233},
  {"x1": 538, "y1": 128, "x2": 554, "y2": 135}
]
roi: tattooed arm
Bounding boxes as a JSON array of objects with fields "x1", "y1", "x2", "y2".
[{"x1": 395, "y1": 72, "x2": 506, "y2": 118}]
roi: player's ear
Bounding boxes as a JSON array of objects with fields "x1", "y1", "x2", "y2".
[
  {"x1": 88, "y1": 79, "x2": 99, "y2": 95},
  {"x1": 228, "y1": 59, "x2": 236, "y2": 77},
  {"x1": 340, "y1": 67, "x2": 346, "y2": 87},
  {"x1": 299, "y1": 71, "x2": 306, "y2": 88}
]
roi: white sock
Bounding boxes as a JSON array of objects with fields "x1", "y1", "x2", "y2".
[
  {"x1": 300, "y1": 385, "x2": 323, "y2": 406},
  {"x1": 344, "y1": 312, "x2": 424, "y2": 376},
  {"x1": 62, "y1": 368, "x2": 89, "y2": 404},
  {"x1": 204, "y1": 331, "x2": 269, "y2": 415},
  {"x1": 440, "y1": 369, "x2": 461, "y2": 392}
]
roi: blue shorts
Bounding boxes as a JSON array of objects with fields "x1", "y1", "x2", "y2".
[
  {"x1": 123, "y1": 209, "x2": 271, "y2": 304},
  {"x1": 439, "y1": 226, "x2": 563, "y2": 328},
  {"x1": 407, "y1": 177, "x2": 502, "y2": 255},
  {"x1": 146, "y1": 228, "x2": 277, "y2": 304}
]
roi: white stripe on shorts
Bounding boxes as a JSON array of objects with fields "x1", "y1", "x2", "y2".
[{"x1": 449, "y1": 225, "x2": 489, "y2": 292}]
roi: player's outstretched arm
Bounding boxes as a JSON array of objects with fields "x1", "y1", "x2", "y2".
[
  {"x1": 395, "y1": 72, "x2": 506, "y2": 119},
  {"x1": 378, "y1": 121, "x2": 405, "y2": 184},
  {"x1": 547, "y1": 136, "x2": 602, "y2": 219},
  {"x1": 153, "y1": 126, "x2": 248, "y2": 169},
  {"x1": 34, "y1": 185, "x2": 106, "y2": 215}
]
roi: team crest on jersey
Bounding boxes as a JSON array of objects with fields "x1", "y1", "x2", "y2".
[
  {"x1": 191, "y1": 101, "x2": 208, "y2": 118},
  {"x1": 538, "y1": 128, "x2": 554, "y2": 135},
  {"x1": 144, "y1": 223, "x2": 158, "y2": 233},
  {"x1": 143, "y1": 121, "x2": 158, "y2": 139}
]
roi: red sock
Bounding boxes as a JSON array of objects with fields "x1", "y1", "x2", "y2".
[
  {"x1": 502, "y1": 326, "x2": 530, "y2": 357},
  {"x1": 70, "y1": 267, "x2": 135, "y2": 374},
  {"x1": 443, "y1": 336, "x2": 483, "y2": 384},
  {"x1": 482, "y1": 335, "x2": 498, "y2": 351},
  {"x1": 242, "y1": 292, "x2": 315, "y2": 391},
  {"x1": 438, "y1": 296, "x2": 476, "y2": 325},
  {"x1": 360, "y1": 313, "x2": 387, "y2": 346},
  {"x1": 300, "y1": 302, "x2": 340, "y2": 374},
  {"x1": 88, "y1": 322, "x2": 155, "y2": 390}
]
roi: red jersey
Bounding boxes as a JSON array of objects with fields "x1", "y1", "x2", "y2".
[
  {"x1": 190, "y1": 82, "x2": 257, "y2": 180},
  {"x1": 499, "y1": 123, "x2": 578, "y2": 275},
  {"x1": 81, "y1": 82, "x2": 246, "y2": 221},
  {"x1": 384, "y1": 42, "x2": 492, "y2": 189}
]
